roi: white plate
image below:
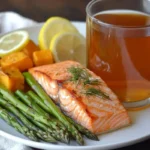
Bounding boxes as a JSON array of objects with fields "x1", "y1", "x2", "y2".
[{"x1": 0, "y1": 22, "x2": 150, "y2": 150}]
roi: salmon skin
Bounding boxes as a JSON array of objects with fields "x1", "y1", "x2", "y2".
[{"x1": 29, "y1": 61, "x2": 131, "y2": 134}]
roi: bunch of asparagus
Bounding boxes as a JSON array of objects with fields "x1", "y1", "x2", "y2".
[{"x1": 0, "y1": 72, "x2": 98, "y2": 145}]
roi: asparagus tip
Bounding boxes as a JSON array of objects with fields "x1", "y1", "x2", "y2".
[{"x1": 86, "y1": 134, "x2": 99, "y2": 141}]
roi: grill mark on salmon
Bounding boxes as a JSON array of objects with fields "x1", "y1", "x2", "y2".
[{"x1": 29, "y1": 60, "x2": 131, "y2": 134}]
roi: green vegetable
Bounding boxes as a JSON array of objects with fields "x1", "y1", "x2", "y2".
[
  {"x1": 22, "y1": 111, "x2": 68, "y2": 143},
  {"x1": 23, "y1": 72, "x2": 84, "y2": 145},
  {"x1": 27, "y1": 90, "x2": 98, "y2": 140},
  {"x1": 0, "y1": 105, "x2": 38, "y2": 141},
  {"x1": 85, "y1": 88, "x2": 109, "y2": 99},
  {"x1": 0, "y1": 96, "x2": 56, "y2": 142},
  {"x1": 68, "y1": 66, "x2": 100, "y2": 85},
  {"x1": 15, "y1": 90, "x2": 69, "y2": 143},
  {"x1": 15, "y1": 90, "x2": 50, "y2": 118},
  {"x1": 27, "y1": 91, "x2": 53, "y2": 114},
  {"x1": 0, "y1": 85, "x2": 69, "y2": 144},
  {"x1": 66, "y1": 117, "x2": 99, "y2": 141}
]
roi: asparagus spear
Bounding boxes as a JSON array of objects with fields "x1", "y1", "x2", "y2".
[
  {"x1": 27, "y1": 91, "x2": 53, "y2": 114},
  {"x1": 15, "y1": 90, "x2": 68, "y2": 137},
  {"x1": 15, "y1": 90, "x2": 65, "y2": 128},
  {"x1": 0, "y1": 96, "x2": 56, "y2": 142},
  {"x1": 0, "y1": 105, "x2": 38, "y2": 141},
  {"x1": 27, "y1": 90, "x2": 99, "y2": 140},
  {"x1": 22, "y1": 111, "x2": 69, "y2": 142},
  {"x1": 15, "y1": 90, "x2": 69, "y2": 143},
  {"x1": 23, "y1": 72, "x2": 84, "y2": 145},
  {"x1": 66, "y1": 117, "x2": 99, "y2": 141},
  {"x1": 0, "y1": 85, "x2": 70, "y2": 144},
  {"x1": 15, "y1": 90, "x2": 50, "y2": 118}
]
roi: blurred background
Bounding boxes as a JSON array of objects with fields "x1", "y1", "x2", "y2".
[
  {"x1": 1, "y1": 0, "x2": 150, "y2": 22},
  {"x1": 0, "y1": 0, "x2": 91, "y2": 21}
]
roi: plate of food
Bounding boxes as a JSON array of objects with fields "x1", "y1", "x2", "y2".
[{"x1": 0, "y1": 17, "x2": 150, "y2": 150}]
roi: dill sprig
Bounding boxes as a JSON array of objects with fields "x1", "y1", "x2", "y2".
[
  {"x1": 84, "y1": 78, "x2": 100, "y2": 85},
  {"x1": 68, "y1": 66, "x2": 109, "y2": 99},
  {"x1": 84, "y1": 88, "x2": 109, "y2": 99},
  {"x1": 68, "y1": 67, "x2": 83, "y2": 81},
  {"x1": 68, "y1": 66, "x2": 100, "y2": 85}
]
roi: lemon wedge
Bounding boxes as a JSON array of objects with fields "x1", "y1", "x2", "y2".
[
  {"x1": 0, "y1": 30, "x2": 29, "y2": 57},
  {"x1": 50, "y1": 32, "x2": 87, "y2": 67},
  {"x1": 38, "y1": 17, "x2": 78, "y2": 50}
]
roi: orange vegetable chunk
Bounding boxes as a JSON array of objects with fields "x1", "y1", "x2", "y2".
[
  {"x1": 22, "y1": 40, "x2": 40, "y2": 58},
  {"x1": 1, "y1": 52, "x2": 33, "y2": 71},
  {"x1": 33, "y1": 50, "x2": 53, "y2": 66},
  {"x1": 0, "y1": 67, "x2": 24, "y2": 91}
]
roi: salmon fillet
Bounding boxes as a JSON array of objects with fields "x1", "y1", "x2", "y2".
[{"x1": 29, "y1": 61, "x2": 131, "y2": 134}]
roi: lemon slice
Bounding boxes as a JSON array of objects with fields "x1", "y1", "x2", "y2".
[
  {"x1": 50, "y1": 32, "x2": 87, "y2": 66},
  {"x1": 39, "y1": 17, "x2": 78, "y2": 50},
  {"x1": 0, "y1": 30, "x2": 29, "y2": 57}
]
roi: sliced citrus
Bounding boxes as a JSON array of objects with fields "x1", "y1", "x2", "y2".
[
  {"x1": 0, "y1": 30, "x2": 29, "y2": 57},
  {"x1": 50, "y1": 32, "x2": 87, "y2": 67},
  {"x1": 38, "y1": 17, "x2": 78, "y2": 50}
]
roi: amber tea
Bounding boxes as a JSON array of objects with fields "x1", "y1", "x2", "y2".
[{"x1": 87, "y1": 10, "x2": 150, "y2": 102}]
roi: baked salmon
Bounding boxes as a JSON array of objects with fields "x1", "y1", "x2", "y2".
[{"x1": 29, "y1": 61, "x2": 131, "y2": 134}]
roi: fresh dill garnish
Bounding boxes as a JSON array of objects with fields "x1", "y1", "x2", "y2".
[
  {"x1": 84, "y1": 78, "x2": 100, "y2": 85},
  {"x1": 68, "y1": 66, "x2": 100, "y2": 85},
  {"x1": 68, "y1": 66, "x2": 108, "y2": 99},
  {"x1": 85, "y1": 88, "x2": 109, "y2": 99},
  {"x1": 68, "y1": 67, "x2": 83, "y2": 81}
]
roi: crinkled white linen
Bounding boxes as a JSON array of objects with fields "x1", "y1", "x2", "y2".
[
  {"x1": 0, "y1": 136, "x2": 32, "y2": 150},
  {"x1": 0, "y1": 11, "x2": 37, "y2": 33}
]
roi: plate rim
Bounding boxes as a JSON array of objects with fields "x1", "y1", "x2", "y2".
[{"x1": 0, "y1": 125, "x2": 150, "y2": 150}]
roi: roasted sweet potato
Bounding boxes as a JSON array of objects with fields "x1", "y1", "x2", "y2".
[
  {"x1": 33, "y1": 50, "x2": 53, "y2": 66},
  {"x1": 1, "y1": 52, "x2": 33, "y2": 71},
  {"x1": 0, "y1": 67, "x2": 24, "y2": 91},
  {"x1": 22, "y1": 40, "x2": 40, "y2": 59}
]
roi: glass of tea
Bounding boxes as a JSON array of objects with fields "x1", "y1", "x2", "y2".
[{"x1": 86, "y1": 0, "x2": 150, "y2": 108}]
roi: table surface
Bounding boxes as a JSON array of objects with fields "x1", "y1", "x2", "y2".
[{"x1": 0, "y1": 0, "x2": 150, "y2": 149}]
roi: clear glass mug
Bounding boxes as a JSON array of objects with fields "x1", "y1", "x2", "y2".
[{"x1": 86, "y1": 0, "x2": 150, "y2": 108}]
